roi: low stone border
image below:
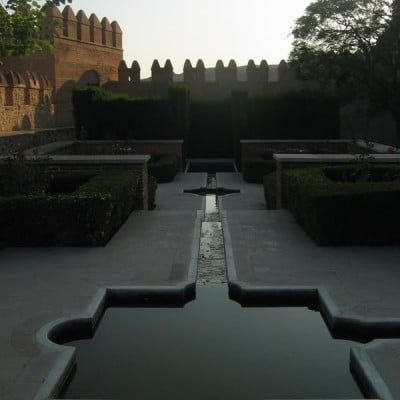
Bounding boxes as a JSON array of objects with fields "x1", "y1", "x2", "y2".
[
  {"x1": 351, "y1": 341, "x2": 396, "y2": 400},
  {"x1": 33, "y1": 211, "x2": 202, "y2": 400},
  {"x1": 25, "y1": 139, "x2": 185, "y2": 170},
  {"x1": 221, "y1": 210, "x2": 398, "y2": 400}
]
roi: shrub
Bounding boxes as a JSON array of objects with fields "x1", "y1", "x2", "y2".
[
  {"x1": 284, "y1": 165, "x2": 400, "y2": 246},
  {"x1": 148, "y1": 175, "x2": 157, "y2": 210},
  {"x1": 48, "y1": 173, "x2": 94, "y2": 193},
  {"x1": 0, "y1": 170, "x2": 140, "y2": 246},
  {"x1": 188, "y1": 100, "x2": 232, "y2": 158},
  {"x1": 242, "y1": 154, "x2": 276, "y2": 183},
  {"x1": 148, "y1": 154, "x2": 179, "y2": 183},
  {"x1": 72, "y1": 86, "x2": 189, "y2": 141},
  {"x1": 263, "y1": 172, "x2": 277, "y2": 209},
  {"x1": 244, "y1": 91, "x2": 340, "y2": 140},
  {"x1": 0, "y1": 153, "x2": 50, "y2": 196}
]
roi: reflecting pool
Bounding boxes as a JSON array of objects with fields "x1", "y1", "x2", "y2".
[{"x1": 60, "y1": 285, "x2": 363, "y2": 399}]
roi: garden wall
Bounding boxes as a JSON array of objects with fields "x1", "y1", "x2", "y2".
[{"x1": 0, "y1": 127, "x2": 76, "y2": 156}]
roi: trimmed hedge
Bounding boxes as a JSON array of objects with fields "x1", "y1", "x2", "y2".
[
  {"x1": 0, "y1": 170, "x2": 140, "y2": 246},
  {"x1": 73, "y1": 86, "x2": 340, "y2": 159},
  {"x1": 188, "y1": 100, "x2": 232, "y2": 158},
  {"x1": 284, "y1": 165, "x2": 400, "y2": 246},
  {"x1": 242, "y1": 154, "x2": 276, "y2": 183},
  {"x1": 148, "y1": 154, "x2": 179, "y2": 183},
  {"x1": 148, "y1": 175, "x2": 157, "y2": 210},
  {"x1": 73, "y1": 86, "x2": 189, "y2": 141},
  {"x1": 243, "y1": 91, "x2": 340, "y2": 140},
  {"x1": 263, "y1": 172, "x2": 278, "y2": 209}
]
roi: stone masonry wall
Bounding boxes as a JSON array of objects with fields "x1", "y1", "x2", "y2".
[
  {"x1": 1, "y1": 5, "x2": 123, "y2": 129},
  {"x1": 110, "y1": 59, "x2": 308, "y2": 100},
  {"x1": 0, "y1": 70, "x2": 55, "y2": 132}
]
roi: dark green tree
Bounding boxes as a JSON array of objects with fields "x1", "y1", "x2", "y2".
[
  {"x1": 0, "y1": 0, "x2": 71, "y2": 60},
  {"x1": 289, "y1": 0, "x2": 400, "y2": 137}
]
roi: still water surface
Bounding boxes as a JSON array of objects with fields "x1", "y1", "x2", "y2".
[{"x1": 61, "y1": 285, "x2": 363, "y2": 399}]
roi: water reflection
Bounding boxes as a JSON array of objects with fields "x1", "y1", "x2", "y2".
[{"x1": 61, "y1": 285, "x2": 363, "y2": 400}]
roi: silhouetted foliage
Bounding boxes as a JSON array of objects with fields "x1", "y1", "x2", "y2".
[
  {"x1": 0, "y1": 0, "x2": 72, "y2": 60},
  {"x1": 289, "y1": 0, "x2": 400, "y2": 136}
]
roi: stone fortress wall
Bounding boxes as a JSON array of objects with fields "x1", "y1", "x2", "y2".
[
  {"x1": 0, "y1": 5, "x2": 123, "y2": 131},
  {"x1": 0, "y1": 5, "x2": 397, "y2": 146},
  {"x1": 0, "y1": 70, "x2": 54, "y2": 132},
  {"x1": 108, "y1": 58, "x2": 307, "y2": 99}
]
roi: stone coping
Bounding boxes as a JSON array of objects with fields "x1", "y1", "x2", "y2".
[
  {"x1": 0, "y1": 154, "x2": 151, "y2": 164},
  {"x1": 25, "y1": 140, "x2": 184, "y2": 156},
  {"x1": 241, "y1": 139, "x2": 353, "y2": 143},
  {"x1": 273, "y1": 153, "x2": 400, "y2": 162},
  {"x1": 33, "y1": 211, "x2": 202, "y2": 400},
  {"x1": 45, "y1": 154, "x2": 150, "y2": 164}
]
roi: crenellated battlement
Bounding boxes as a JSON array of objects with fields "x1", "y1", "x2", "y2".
[
  {"x1": 118, "y1": 58, "x2": 296, "y2": 84},
  {"x1": 115, "y1": 58, "x2": 304, "y2": 98},
  {"x1": 45, "y1": 5, "x2": 123, "y2": 49}
]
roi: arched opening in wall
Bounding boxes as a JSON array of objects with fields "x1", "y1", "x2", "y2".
[{"x1": 78, "y1": 70, "x2": 100, "y2": 86}]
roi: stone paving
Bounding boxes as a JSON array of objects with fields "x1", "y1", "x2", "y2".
[
  {"x1": 219, "y1": 172, "x2": 400, "y2": 400},
  {"x1": 1, "y1": 171, "x2": 400, "y2": 399},
  {"x1": 0, "y1": 173, "x2": 204, "y2": 400}
]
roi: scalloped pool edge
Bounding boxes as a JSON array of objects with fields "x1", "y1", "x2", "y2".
[
  {"x1": 33, "y1": 211, "x2": 202, "y2": 400},
  {"x1": 221, "y1": 210, "x2": 398, "y2": 400}
]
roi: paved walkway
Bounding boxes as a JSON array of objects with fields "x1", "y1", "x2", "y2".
[
  {"x1": 218, "y1": 172, "x2": 400, "y2": 400},
  {"x1": 0, "y1": 173, "x2": 204, "y2": 400},
  {"x1": 1, "y1": 171, "x2": 400, "y2": 399}
]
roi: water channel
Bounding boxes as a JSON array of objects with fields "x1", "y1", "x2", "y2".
[{"x1": 59, "y1": 171, "x2": 364, "y2": 399}]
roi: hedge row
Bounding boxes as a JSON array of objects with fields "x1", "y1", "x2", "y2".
[
  {"x1": 73, "y1": 85, "x2": 190, "y2": 141},
  {"x1": 242, "y1": 154, "x2": 276, "y2": 183},
  {"x1": 148, "y1": 154, "x2": 179, "y2": 183},
  {"x1": 243, "y1": 91, "x2": 340, "y2": 140},
  {"x1": 188, "y1": 100, "x2": 233, "y2": 158},
  {"x1": 0, "y1": 170, "x2": 140, "y2": 246},
  {"x1": 263, "y1": 172, "x2": 278, "y2": 209},
  {"x1": 73, "y1": 87, "x2": 340, "y2": 154},
  {"x1": 283, "y1": 165, "x2": 400, "y2": 246},
  {"x1": 148, "y1": 175, "x2": 157, "y2": 210}
]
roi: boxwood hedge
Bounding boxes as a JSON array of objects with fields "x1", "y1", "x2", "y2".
[
  {"x1": 148, "y1": 154, "x2": 179, "y2": 183},
  {"x1": 0, "y1": 170, "x2": 140, "y2": 246},
  {"x1": 148, "y1": 175, "x2": 157, "y2": 210},
  {"x1": 263, "y1": 172, "x2": 278, "y2": 209},
  {"x1": 284, "y1": 165, "x2": 400, "y2": 246},
  {"x1": 242, "y1": 154, "x2": 276, "y2": 183}
]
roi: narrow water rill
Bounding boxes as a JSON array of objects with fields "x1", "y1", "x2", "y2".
[
  {"x1": 58, "y1": 172, "x2": 365, "y2": 399},
  {"x1": 197, "y1": 173, "x2": 227, "y2": 284}
]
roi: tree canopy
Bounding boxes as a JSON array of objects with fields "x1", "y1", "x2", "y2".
[
  {"x1": 289, "y1": 0, "x2": 400, "y2": 134},
  {"x1": 0, "y1": 0, "x2": 71, "y2": 60}
]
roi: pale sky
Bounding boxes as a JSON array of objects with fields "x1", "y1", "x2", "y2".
[{"x1": 63, "y1": 0, "x2": 312, "y2": 78}]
